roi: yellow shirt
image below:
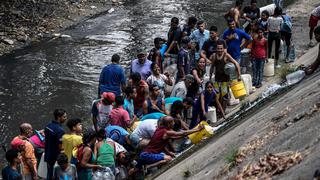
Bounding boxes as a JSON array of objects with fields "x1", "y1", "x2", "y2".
[{"x1": 62, "y1": 134, "x2": 82, "y2": 162}]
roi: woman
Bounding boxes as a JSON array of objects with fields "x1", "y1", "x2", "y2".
[
  {"x1": 94, "y1": 129, "x2": 116, "y2": 175},
  {"x1": 267, "y1": 6, "x2": 283, "y2": 68},
  {"x1": 188, "y1": 57, "x2": 206, "y2": 98},
  {"x1": 77, "y1": 130, "x2": 101, "y2": 180},
  {"x1": 146, "y1": 63, "x2": 173, "y2": 98},
  {"x1": 143, "y1": 84, "x2": 168, "y2": 115},
  {"x1": 190, "y1": 81, "x2": 225, "y2": 129}
]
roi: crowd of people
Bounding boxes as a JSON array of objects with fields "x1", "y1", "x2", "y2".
[{"x1": 2, "y1": 0, "x2": 320, "y2": 179}]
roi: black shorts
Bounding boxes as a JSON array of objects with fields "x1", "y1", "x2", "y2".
[{"x1": 281, "y1": 31, "x2": 292, "y2": 46}]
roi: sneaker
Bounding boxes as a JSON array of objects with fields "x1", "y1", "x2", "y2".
[{"x1": 276, "y1": 64, "x2": 281, "y2": 69}]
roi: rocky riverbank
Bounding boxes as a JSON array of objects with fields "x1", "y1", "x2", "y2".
[{"x1": 0, "y1": 0, "x2": 121, "y2": 56}]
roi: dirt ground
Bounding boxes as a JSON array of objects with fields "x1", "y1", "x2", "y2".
[{"x1": 0, "y1": 0, "x2": 119, "y2": 56}]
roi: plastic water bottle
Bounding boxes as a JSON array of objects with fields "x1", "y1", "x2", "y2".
[{"x1": 286, "y1": 70, "x2": 305, "y2": 85}]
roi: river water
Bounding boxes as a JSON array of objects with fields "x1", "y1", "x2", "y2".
[{"x1": 0, "y1": 0, "x2": 274, "y2": 161}]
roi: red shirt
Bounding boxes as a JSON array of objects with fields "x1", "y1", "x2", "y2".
[
  {"x1": 251, "y1": 37, "x2": 267, "y2": 59},
  {"x1": 143, "y1": 127, "x2": 169, "y2": 154},
  {"x1": 109, "y1": 106, "x2": 130, "y2": 129},
  {"x1": 133, "y1": 80, "x2": 149, "y2": 110}
]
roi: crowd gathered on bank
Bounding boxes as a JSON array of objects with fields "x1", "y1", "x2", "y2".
[{"x1": 2, "y1": 0, "x2": 320, "y2": 179}]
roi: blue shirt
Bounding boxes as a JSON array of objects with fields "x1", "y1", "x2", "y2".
[
  {"x1": 44, "y1": 121, "x2": 65, "y2": 164},
  {"x1": 99, "y1": 63, "x2": 126, "y2": 96},
  {"x1": 189, "y1": 29, "x2": 210, "y2": 50},
  {"x1": 2, "y1": 166, "x2": 22, "y2": 180},
  {"x1": 123, "y1": 98, "x2": 134, "y2": 120},
  {"x1": 223, "y1": 28, "x2": 252, "y2": 60},
  {"x1": 131, "y1": 59, "x2": 152, "y2": 80},
  {"x1": 105, "y1": 125, "x2": 129, "y2": 146}
]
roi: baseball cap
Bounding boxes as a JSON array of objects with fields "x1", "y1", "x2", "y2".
[
  {"x1": 11, "y1": 137, "x2": 26, "y2": 149},
  {"x1": 185, "y1": 74, "x2": 195, "y2": 83},
  {"x1": 102, "y1": 92, "x2": 115, "y2": 103},
  {"x1": 137, "y1": 48, "x2": 147, "y2": 55},
  {"x1": 129, "y1": 133, "x2": 141, "y2": 148}
]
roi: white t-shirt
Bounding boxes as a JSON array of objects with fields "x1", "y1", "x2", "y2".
[
  {"x1": 312, "y1": 6, "x2": 320, "y2": 17},
  {"x1": 132, "y1": 119, "x2": 158, "y2": 139},
  {"x1": 170, "y1": 81, "x2": 187, "y2": 99},
  {"x1": 268, "y1": 16, "x2": 283, "y2": 32}
]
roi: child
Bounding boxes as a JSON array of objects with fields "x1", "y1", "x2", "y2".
[
  {"x1": 2, "y1": 149, "x2": 22, "y2": 180},
  {"x1": 258, "y1": 10, "x2": 270, "y2": 38},
  {"x1": 251, "y1": 28, "x2": 268, "y2": 88},
  {"x1": 54, "y1": 153, "x2": 78, "y2": 180},
  {"x1": 190, "y1": 81, "x2": 225, "y2": 129}
]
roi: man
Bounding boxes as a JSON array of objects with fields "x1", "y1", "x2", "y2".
[
  {"x1": 92, "y1": 92, "x2": 115, "y2": 132},
  {"x1": 165, "y1": 17, "x2": 182, "y2": 56},
  {"x1": 210, "y1": 42, "x2": 241, "y2": 113},
  {"x1": 201, "y1": 25, "x2": 226, "y2": 63},
  {"x1": 62, "y1": 118, "x2": 83, "y2": 162},
  {"x1": 242, "y1": 0, "x2": 260, "y2": 33},
  {"x1": 170, "y1": 74, "x2": 194, "y2": 99},
  {"x1": 224, "y1": 0, "x2": 242, "y2": 27},
  {"x1": 148, "y1": 37, "x2": 165, "y2": 72},
  {"x1": 177, "y1": 37, "x2": 191, "y2": 82},
  {"x1": 309, "y1": 6, "x2": 320, "y2": 47},
  {"x1": 11, "y1": 123, "x2": 37, "y2": 180},
  {"x1": 109, "y1": 96, "x2": 131, "y2": 129},
  {"x1": 129, "y1": 72, "x2": 149, "y2": 117},
  {"x1": 44, "y1": 109, "x2": 67, "y2": 180},
  {"x1": 182, "y1": 16, "x2": 198, "y2": 37},
  {"x1": 98, "y1": 54, "x2": 126, "y2": 97},
  {"x1": 129, "y1": 119, "x2": 160, "y2": 149},
  {"x1": 131, "y1": 48, "x2": 152, "y2": 81},
  {"x1": 223, "y1": 19, "x2": 252, "y2": 64},
  {"x1": 189, "y1": 20, "x2": 210, "y2": 51},
  {"x1": 305, "y1": 26, "x2": 320, "y2": 75},
  {"x1": 2, "y1": 149, "x2": 22, "y2": 180}
]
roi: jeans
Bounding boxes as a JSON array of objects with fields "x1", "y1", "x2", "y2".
[
  {"x1": 47, "y1": 162, "x2": 55, "y2": 180},
  {"x1": 252, "y1": 58, "x2": 265, "y2": 86},
  {"x1": 268, "y1": 32, "x2": 281, "y2": 63}
]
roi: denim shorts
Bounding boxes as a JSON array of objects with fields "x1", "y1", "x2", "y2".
[{"x1": 139, "y1": 152, "x2": 165, "y2": 164}]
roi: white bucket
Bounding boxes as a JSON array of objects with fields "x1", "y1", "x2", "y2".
[
  {"x1": 38, "y1": 153, "x2": 47, "y2": 179},
  {"x1": 205, "y1": 106, "x2": 217, "y2": 123},
  {"x1": 264, "y1": 59, "x2": 275, "y2": 77},
  {"x1": 241, "y1": 74, "x2": 252, "y2": 95}
]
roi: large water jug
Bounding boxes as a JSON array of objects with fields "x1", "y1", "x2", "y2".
[
  {"x1": 224, "y1": 62, "x2": 237, "y2": 80},
  {"x1": 264, "y1": 58, "x2": 275, "y2": 77},
  {"x1": 286, "y1": 70, "x2": 305, "y2": 85},
  {"x1": 241, "y1": 74, "x2": 252, "y2": 95},
  {"x1": 205, "y1": 106, "x2": 217, "y2": 123}
]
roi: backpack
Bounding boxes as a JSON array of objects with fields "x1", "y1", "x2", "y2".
[
  {"x1": 70, "y1": 145, "x2": 85, "y2": 168},
  {"x1": 281, "y1": 15, "x2": 292, "y2": 33}
]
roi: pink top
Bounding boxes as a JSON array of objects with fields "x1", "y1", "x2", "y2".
[
  {"x1": 30, "y1": 134, "x2": 45, "y2": 148},
  {"x1": 109, "y1": 106, "x2": 131, "y2": 129}
]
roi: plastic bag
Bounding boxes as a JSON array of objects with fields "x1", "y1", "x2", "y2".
[{"x1": 92, "y1": 167, "x2": 115, "y2": 180}]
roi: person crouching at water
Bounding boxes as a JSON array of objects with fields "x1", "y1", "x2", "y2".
[
  {"x1": 305, "y1": 26, "x2": 320, "y2": 75},
  {"x1": 94, "y1": 129, "x2": 116, "y2": 175},
  {"x1": 190, "y1": 81, "x2": 225, "y2": 129},
  {"x1": 143, "y1": 84, "x2": 169, "y2": 115},
  {"x1": 139, "y1": 116, "x2": 204, "y2": 171}
]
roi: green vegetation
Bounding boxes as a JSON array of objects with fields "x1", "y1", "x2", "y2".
[{"x1": 225, "y1": 148, "x2": 239, "y2": 168}]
